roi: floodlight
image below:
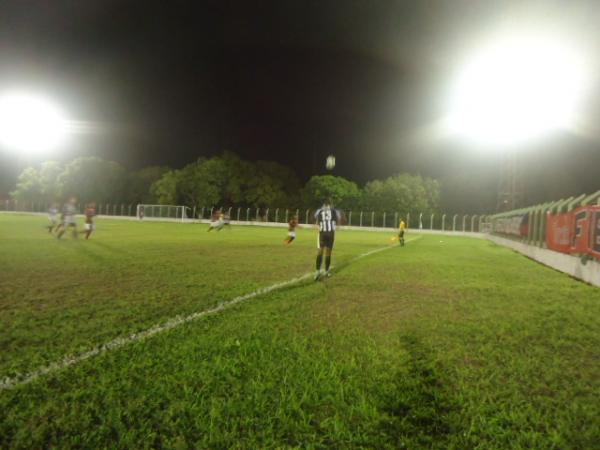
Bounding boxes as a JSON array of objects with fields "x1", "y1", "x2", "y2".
[
  {"x1": 446, "y1": 35, "x2": 587, "y2": 146},
  {"x1": 0, "y1": 91, "x2": 69, "y2": 154}
]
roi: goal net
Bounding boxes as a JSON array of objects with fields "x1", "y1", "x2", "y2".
[{"x1": 136, "y1": 204, "x2": 191, "y2": 222}]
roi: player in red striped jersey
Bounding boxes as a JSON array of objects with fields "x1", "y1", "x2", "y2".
[
  {"x1": 284, "y1": 215, "x2": 298, "y2": 245},
  {"x1": 82, "y1": 203, "x2": 96, "y2": 240}
]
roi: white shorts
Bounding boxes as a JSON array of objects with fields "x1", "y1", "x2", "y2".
[
  {"x1": 63, "y1": 216, "x2": 76, "y2": 225},
  {"x1": 287, "y1": 231, "x2": 296, "y2": 238},
  {"x1": 84, "y1": 223, "x2": 95, "y2": 231}
]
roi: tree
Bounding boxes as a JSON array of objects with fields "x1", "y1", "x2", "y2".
[
  {"x1": 177, "y1": 158, "x2": 224, "y2": 207},
  {"x1": 245, "y1": 161, "x2": 300, "y2": 207},
  {"x1": 127, "y1": 166, "x2": 170, "y2": 204},
  {"x1": 58, "y1": 157, "x2": 126, "y2": 203},
  {"x1": 38, "y1": 161, "x2": 63, "y2": 202},
  {"x1": 150, "y1": 158, "x2": 225, "y2": 207},
  {"x1": 219, "y1": 151, "x2": 254, "y2": 204},
  {"x1": 361, "y1": 174, "x2": 440, "y2": 216},
  {"x1": 10, "y1": 167, "x2": 42, "y2": 204},
  {"x1": 149, "y1": 170, "x2": 181, "y2": 205},
  {"x1": 302, "y1": 175, "x2": 361, "y2": 209},
  {"x1": 148, "y1": 152, "x2": 302, "y2": 208}
]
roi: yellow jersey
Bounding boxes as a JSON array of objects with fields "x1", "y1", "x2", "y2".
[{"x1": 399, "y1": 221, "x2": 406, "y2": 231}]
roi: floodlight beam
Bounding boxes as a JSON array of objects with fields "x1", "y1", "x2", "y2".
[{"x1": 0, "y1": 91, "x2": 69, "y2": 155}]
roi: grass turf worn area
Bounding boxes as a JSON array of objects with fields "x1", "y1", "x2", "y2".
[{"x1": 1, "y1": 214, "x2": 600, "y2": 449}]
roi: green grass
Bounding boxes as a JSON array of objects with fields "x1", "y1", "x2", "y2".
[{"x1": 1, "y1": 214, "x2": 600, "y2": 449}]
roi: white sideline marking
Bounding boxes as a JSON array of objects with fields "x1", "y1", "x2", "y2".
[{"x1": 0, "y1": 236, "x2": 420, "y2": 392}]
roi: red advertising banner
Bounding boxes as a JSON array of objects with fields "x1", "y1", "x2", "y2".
[
  {"x1": 571, "y1": 207, "x2": 591, "y2": 254},
  {"x1": 546, "y1": 212, "x2": 572, "y2": 253},
  {"x1": 590, "y1": 209, "x2": 600, "y2": 259},
  {"x1": 545, "y1": 205, "x2": 600, "y2": 260}
]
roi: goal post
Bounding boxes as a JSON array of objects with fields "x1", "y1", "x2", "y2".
[{"x1": 136, "y1": 204, "x2": 191, "y2": 222}]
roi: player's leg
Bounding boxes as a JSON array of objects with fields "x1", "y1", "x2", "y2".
[
  {"x1": 315, "y1": 251, "x2": 324, "y2": 280},
  {"x1": 315, "y1": 234, "x2": 324, "y2": 280},
  {"x1": 285, "y1": 232, "x2": 295, "y2": 244},
  {"x1": 70, "y1": 223, "x2": 78, "y2": 238},
  {"x1": 56, "y1": 222, "x2": 66, "y2": 239},
  {"x1": 315, "y1": 248, "x2": 324, "y2": 272},
  {"x1": 324, "y1": 232, "x2": 334, "y2": 276},
  {"x1": 84, "y1": 223, "x2": 93, "y2": 239},
  {"x1": 324, "y1": 247, "x2": 332, "y2": 276}
]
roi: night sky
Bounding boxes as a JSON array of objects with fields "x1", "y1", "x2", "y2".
[{"x1": 1, "y1": 0, "x2": 600, "y2": 208}]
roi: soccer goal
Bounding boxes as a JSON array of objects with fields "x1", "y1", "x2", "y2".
[{"x1": 136, "y1": 204, "x2": 191, "y2": 222}]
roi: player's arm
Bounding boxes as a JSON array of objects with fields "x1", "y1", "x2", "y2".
[{"x1": 313, "y1": 209, "x2": 321, "y2": 231}]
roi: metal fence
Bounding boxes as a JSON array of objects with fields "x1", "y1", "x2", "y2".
[
  {"x1": 1, "y1": 200, "x2": 137, "y2": 218},
  {"x1": 490, "y1": 189, "x2": 600, "y2": 247},
  {"x1": 194, "y1": 207, "x2": 489, "y2": 232},
  {"x1": 2, "y1": 199, "x2": 491, "y2": 232}
]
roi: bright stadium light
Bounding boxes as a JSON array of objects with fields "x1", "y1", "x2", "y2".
[
  {"x1": 446, "y1": 34, "x2": 587, "y2": 146},
  {"x1": 0, "y1": 91, "x2": 69, "y2": 155}
]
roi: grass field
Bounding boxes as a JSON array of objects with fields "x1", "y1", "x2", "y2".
[{"x1": 1, "y1": 214, "x2": 600, "y2": 449}]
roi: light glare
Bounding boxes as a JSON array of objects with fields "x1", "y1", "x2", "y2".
[
  {"x1": 0, "y1": 92, "x2": 69, "y2": 154},
  {"x1": 447, "y1": 36, "x2": 586, "y2": 147}
]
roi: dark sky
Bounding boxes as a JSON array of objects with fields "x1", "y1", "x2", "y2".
[{"x1": 1, "y1": 0, "x2": 600, "y2": 208}]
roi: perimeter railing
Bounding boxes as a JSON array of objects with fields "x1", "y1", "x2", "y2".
[{"x1": 1, "y1": 200, "x2": 491, "y2": 232}]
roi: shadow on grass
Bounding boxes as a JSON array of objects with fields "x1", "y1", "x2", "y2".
[{"x1": 377, "y1": 333, "x2": 458, "y2": 449}]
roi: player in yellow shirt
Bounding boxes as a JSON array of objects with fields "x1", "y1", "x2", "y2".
[{"x1": 398, "y1": 219, "x2": 406, "y2": 246}]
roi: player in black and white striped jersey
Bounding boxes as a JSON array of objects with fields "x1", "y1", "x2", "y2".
[{"x1": 313, "y1": 199, "x2": 342, "y2": 281}]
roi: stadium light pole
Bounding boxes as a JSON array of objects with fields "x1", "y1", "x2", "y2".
[
  {"x1": 496, "y1": 150, "x2": 521, "y2": 211},
  {"x1": 445, "y1": 33, "x2": 588, "y2": 211}
]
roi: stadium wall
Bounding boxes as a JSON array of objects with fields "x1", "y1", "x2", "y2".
[
  {"x1": 490, "y1": 190, "x2": 600, "y2": 288},
  {"x1": 488, "y1": 234, "x2": 600, "y2": 288}
]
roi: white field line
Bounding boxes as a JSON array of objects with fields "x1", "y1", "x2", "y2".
[{"x1": 0, "y1": 236, "x2": 420, "y2": 392}]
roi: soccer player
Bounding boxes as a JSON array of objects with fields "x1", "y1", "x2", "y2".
[
  {"x1": 207, "y1": 210, "x2": 225, "y2": 232},
  {"x1": 56, "y1": 197, "x2": 78, "y2": 239},
  {"x1": 47, "y1": 203, "x2": 59, "y2": 233},
  {"x1": 284, "y1": 215, "x2": 298, "y2": 245},
  {"x1": 314, "y1": 199, "x2": 341, "y2": 280},
  {"x1": 398, "y1": 218, "x2": 406, "y2": 246},
  {"x1": 222, "y1": 212, "x2": 231, "y2": 228},
  {"x1": 82, "y1": 203, "x2": 96, "y2": 240}
]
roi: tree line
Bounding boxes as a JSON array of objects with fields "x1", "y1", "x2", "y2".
[{"x1": 10, "y1": 152, "x2": 441, "y2": 215}]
